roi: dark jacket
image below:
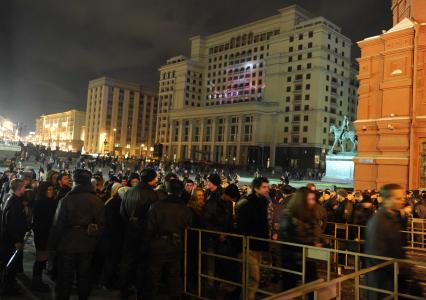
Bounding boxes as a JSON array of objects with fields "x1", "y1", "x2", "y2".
[
  {"x1": 201, "y1": 187, "x2": 233, "y2": 233},
  {"x1": 0, "y1": 193, "x2": 27, "y2": 244},
  {"x1": 353, "y1": 203, "x2": 374, "y2": 226},
  {"x1": 336, "y1": 199, "x2": 354, "y2": 223},
  {"x1": 315, "y1": 203, "x2": 328, "y2": 233},
  {"x1": 280, "y1": 201, "x2": 322, "y2": 246},
  {"x1": 365, "y1": 208, "x2": 406, "y2": 259},
  {"x1": 33, "y1": 183, "x2": 58, "y2": 250},
  {"x1": 49, "y1": 184, "x2": 105, "y2": 253},
  {"x1": 145, "y1": 194, "x2": 192, "y2": 256},
  {"x1": 56, "y1": 186, "x2": 71, "y2": 202},
  {"x1": 236, "y1": 193, "x2": 269, "y2": 251},
  {"x1": 103, "y1": 194, "x2": 125, "y2": 249},
  {"x1": 324, "y1": 197, "x2": 339, "y2": 222},
  {"x1": 364, "y1": 208, "x2": 408, "y2": 299},
  {"x1": 120, "y1": 183, "x2": 158, "y2": 222}
]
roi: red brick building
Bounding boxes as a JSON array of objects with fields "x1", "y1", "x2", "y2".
[{"x1": 354, "y1": 0, "x2": 426, "y2": 189}]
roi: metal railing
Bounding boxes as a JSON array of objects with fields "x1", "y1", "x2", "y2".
[
  {"x1": 265, "y1": 258, "x2": 426, "y2": 300},
  {"x1": 183, "y1": 227, "x2": 426, "y2": 300},
  {"x1": 323, "y1": 220, "x2": 426, "y2": 272}
]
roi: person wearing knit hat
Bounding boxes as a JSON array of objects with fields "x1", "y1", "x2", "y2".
[
  {"x1": 73, "y1": 169, "x2": 92, "y2": 185},
  {"x1": 207, "y1": 173, "x2": 222, "y2": 188},
  {"x1": 127, "y1": 173, "x2": 140, "y2": 187},
  {"x1": 140, "y1": 168, "x2": 158, "y2": 184},
  {"x1": 223, "y1": 183, "x2": 240, "y2": 202}
]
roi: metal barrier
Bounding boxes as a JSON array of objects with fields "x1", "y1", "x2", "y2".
[
  {"x1": 324, "y1": 220, "x2": 426, "y2": 272},
  {"x1": 265, "y1": 258, "x2": 426, "y2": 300},
  {"x1": 184, "y1": 227, "x2": 426, "y2": 300},
  {"x1": 326, "y1": 220, "x2": 426, "y2": 250}
]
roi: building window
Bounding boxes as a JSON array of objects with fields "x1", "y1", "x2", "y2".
[
  {"x1": 230, "y1": 125, "x2": 238, "y2": 142},
  {"x1": 302, "y1": 137, "x2": 307, "y2": 143}
]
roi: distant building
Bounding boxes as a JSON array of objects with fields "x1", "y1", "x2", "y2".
[
  {"x1": 157, "y1": 5, "x2": 358, "y2": 169},
  {"x1": 84, "y1": 77, "x2": 158, "y2": 156},
  {"x1": 0, "y1": 116, "x2": 18, "y2": 141},
  {"x1": 35, "y1": 110, "x2": 86, "y2": 151}
]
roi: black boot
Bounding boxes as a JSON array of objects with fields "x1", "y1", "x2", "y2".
[{"x1": 31, "y1": 261, "x2": 50, "y2": 292}]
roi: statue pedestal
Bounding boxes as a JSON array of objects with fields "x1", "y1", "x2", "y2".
[{"x1": 322, "y1": 153, "x2": 355, "y2": 184}]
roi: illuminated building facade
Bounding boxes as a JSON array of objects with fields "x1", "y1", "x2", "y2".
[
  {"x1": 354, "y1": 0, "x2": 426, "y2": 189},
  {"x1": 0, "y1": 116, "x2": 18, "y2": 141},
  {"x1": 35, "y1": 110, "x2": 86, "y2": 151},
  {"x1": 84, "y1": 77, "x2": 158, "y2": 156},
  {"x1": 157, "y1": 5, "x2": 358, "y2": 169}
]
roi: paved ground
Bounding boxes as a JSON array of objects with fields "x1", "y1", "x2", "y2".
[{"x1": 3, "y1": 235, "x2": 125, "y2": 300}]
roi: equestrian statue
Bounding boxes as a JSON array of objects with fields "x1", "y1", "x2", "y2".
[{"x1": 329, "y1": 115, "x2": 358, "y2": 154}]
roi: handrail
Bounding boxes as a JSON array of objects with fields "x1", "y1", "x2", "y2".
[
  {"x1": 264, "y1": 260, "x2": 395, "y2": 299},
  {"x1": 184, "y1": 227, "x2": 426, "y2": 300}
]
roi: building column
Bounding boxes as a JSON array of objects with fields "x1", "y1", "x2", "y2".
[
  {"x1": 177, "y1": 120, "x2": 183, "y2": 160},
  {"x1": 269, "y1": 114, "x2": 277, "y2": 168},
  {"x1": 199, "y1": 118, "x2": 204, "y2": 160},
  {"x1": 211, "y1": 118, "x2": 216, "y2": 162},
  {"x1": 236, "y1": 116, "x2": 243, "y2": 164},
  {"x1": 188, "y1": 120, "x2": 193, "y2": 160},
  {"x1": 168, "y1": 120, "x2": 174, "y2": 160},
  {"x1": 223, "y1": 116, "x2": 229, "y2": 162}
]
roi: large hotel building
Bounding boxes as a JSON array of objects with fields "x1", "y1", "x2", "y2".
[
  {"x1": 35, "y1": 110, "x2": 85, "y2": 151},
  {"x1": 84, "y1": 77, "x2": 158, "y2": 156},
  {"x1": 157, "y1": 5, "x2": 358, "y2": 169}
]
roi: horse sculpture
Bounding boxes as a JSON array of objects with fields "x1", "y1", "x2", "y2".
[{"x1": 329, "y1": 124, "x2": 358, "y2": 154}]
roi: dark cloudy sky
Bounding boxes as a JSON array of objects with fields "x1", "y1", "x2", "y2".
[{"x1": 1, "y1": 0, "x2": 392, "y2": 131}]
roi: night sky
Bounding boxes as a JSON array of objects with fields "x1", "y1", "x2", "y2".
[{"x1": 0, "y1": 0, "x2": 392, "y2": 131}]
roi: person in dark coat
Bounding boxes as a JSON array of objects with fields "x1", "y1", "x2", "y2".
[
  {"x1": 0, "y1": 179, "x2": 27, "y2": 296},
  {"x1": 280, "y1": 187, "x2": 322, "y2": 294},
  {"x1": 49, "y1": 169, "x2": 105, "y2": 300},
  {"x1": 365, "y1": 184, "x2": 422, "y2": 299},
  {"x1": 201, "y1": 173, "x2": 226, "y2": 231},
  {"x1": 200, "y1": 173, "x2": 230, "y2": 294},
  {"x1": 119, "y1": 168, "x2": 159, "y2": 299},
  {"x1": 31, "y1": 182, "x2": 57, "y2": 292},
  {"x1": 100, "y1": 183, "x2": 125, "y2": 289},
  {"x1": 186, "y1": 187, "x2": 206, "y2": 293},
  {"x1": 142, "y1": 179, "x2": 192, "y2": 299},
  {"x1": 236, "y1": 177, "x2": 270, "y2": 300}
]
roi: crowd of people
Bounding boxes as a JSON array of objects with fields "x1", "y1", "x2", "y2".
[{"x1": 0, "y1": 154, "x2": 425, "y2": 299}]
